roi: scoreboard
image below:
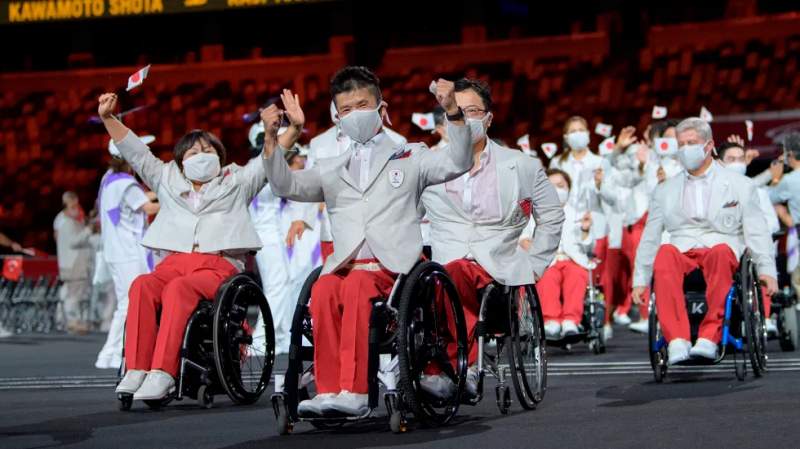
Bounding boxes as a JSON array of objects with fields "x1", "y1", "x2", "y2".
[{"x1": 2, "y1": 0, "x2": 327, "y2": 24}]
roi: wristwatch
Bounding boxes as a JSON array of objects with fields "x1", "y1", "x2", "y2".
[{"x1": 446, "y1": 107, "x2": 464, "y2": 121}]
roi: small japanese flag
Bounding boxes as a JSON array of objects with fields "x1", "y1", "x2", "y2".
[
  {"x1": 412, "y1": 112, "x2": 436, "y2": 131},
  {"x1": 594, "y1": 122, "x2": 613, "y2": 138},
  {"x1": 745, "y1": 120, "x2": 754, "y2": 142},
  {"x1": 652, "y1": 105, "x2": 667, "y2": 119},
  {"x1": 653, "y1": 137, "x2": 678, "y2": 157},
  {"x1": 700, "y1": 106, "x2": 713, "y2": 123},
  {"x1": 598, "y1": 136, "x2": 616, "y2": 156},
  {"x1": 541, "y1": 142, "x2": 558, "y2": 159},
  {"x1": 126, "y1": 65, "x2": 151, "y2": 92},
  {"x1": 517, "y1": 134, "x2": 530, "y2": 151}
]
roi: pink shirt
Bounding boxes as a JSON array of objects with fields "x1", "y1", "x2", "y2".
[{"x1": 444, "y1": 142, "x2": 501, "y2": 223}]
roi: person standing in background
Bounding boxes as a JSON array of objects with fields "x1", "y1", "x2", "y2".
[{"x1": 54, "y1": 191, "x2": 92, "y2": 334}]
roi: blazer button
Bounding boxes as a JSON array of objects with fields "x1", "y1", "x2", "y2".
[{"x1": 363, "y1": 197, "x2": 369, "y2": 202}]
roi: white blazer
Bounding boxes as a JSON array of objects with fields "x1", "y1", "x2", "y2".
[
  {"x1": 265, "y1": 121, "x2": 472, "y2": 275},
  {"x1": 114, "y1": 131, "x2": 266, "y2": 254},
  {"x1": 421, "y1": 141, "x2": 565, "y2": 285},
  {"x1": 633, "y1": 161, "x2": 777, "y2": 287}
]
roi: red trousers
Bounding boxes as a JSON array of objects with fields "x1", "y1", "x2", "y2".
[
  {"x1": 622, "y1": 213, "x2": 650, "y2": 318},
  {"x1": 125, "y1": 253, "x2": 237, "y2": 376},
  {"x1": 536, "y1": 260, "x2": 588, "y2": 323},
  {"x1": 444, "y1": 259, "x2": 494, "y2": 367},
  {"x1": 602, "y1": 248, "x2": 630, "y2": 317},
  {"x1": 653, "y1": 244, "x2": 738, "y2": 343},
  {"x1": 310, "y1": 265, "x2": 396, "y2": 394}
]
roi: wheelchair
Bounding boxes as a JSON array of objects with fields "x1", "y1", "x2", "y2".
[
  {"x1": 545, "y1": 263, "x2": 606, "y2": 354},
  {"x1": 770, "y1": 228, "x2": 799, "y2": 352},
  {"x1": 117, "y1": 272, "x2": 275, "y2": 410},
  {"x1": 462, "y1": 281, "x2": 547, "y2": 414},
  {"x1": 271, "y1": 260, "x2": 469, "y2": 434},
  {"x1": 648, "y1": 250, "x2": 767, "y2": 382}
]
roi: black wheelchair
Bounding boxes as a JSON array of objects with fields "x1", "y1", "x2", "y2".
[
  {"x1": 118, "y1": 272, "x2": 275, "y2": 410},
  {"x1": 271, "y1": 260, "x2": 469, "y2": 434},
  {"x1": 462, "y1": 282, "x2": 547, "y2": 414},
  {"x1": 770, "y1": 228, "x2": 799, "y2": 352},
  {"x1": 545, "y1": 263, "x2": 606, "y2": 354},
  {"x1": 648, "y1": 250, "x2": 767, "y2": 382}
]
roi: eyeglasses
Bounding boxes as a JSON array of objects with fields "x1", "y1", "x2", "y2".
[{"x1": 462, "y1": 106, "x2": 488, "y2": 118}]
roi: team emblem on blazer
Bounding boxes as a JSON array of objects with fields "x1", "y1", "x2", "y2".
[{"x1": 388, "y1": 169, "x2": 404, "y2": 188}]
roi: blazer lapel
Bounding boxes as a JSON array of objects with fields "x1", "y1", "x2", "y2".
[
  {"x1": 707, "y1": 167, "x2": 730, "y2": 222},
  {"x1": 335, "y1": 148, "x2": 360, "y2": 192},
  {"x1": 494, "y1": 147, "x2": 519, "y2": 221},
  {"x1": 362, "y1": 134, "x2": 399, "y2": 193}
]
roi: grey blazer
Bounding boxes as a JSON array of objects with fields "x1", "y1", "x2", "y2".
[
  {"x1": 633, "y1": 161, "x2": 777, "y2": 287},
  {"x1": 421, "y1": 141, "x2": 565, "y2": 285},
  {"x1": 265, "y1": 121, "x2": 472, "y2": 275},
  {"x1": 114, "y1": 131, "x2": 266, "y2": 254}
]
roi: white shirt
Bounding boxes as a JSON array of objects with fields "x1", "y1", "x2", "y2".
[
  {"x1": 348, "y1": 133, "x2": 384, "y2": 261},
  {"x1": 683, "y1": 163, "x2": 715, "y2": 222}
]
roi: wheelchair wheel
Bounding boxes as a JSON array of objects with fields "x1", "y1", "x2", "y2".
[
  {"x1": 648, "y1": 298, "x2": 667, "y2": 383},
  {"x1": 212, "y1": 273, "x2": 275, "y2": 405},
  {"x1": 778, "y1": 305, "x2": 798, "y2": 352},
  {"x1": 506, "y1": 285, "x2": 547, "y2": 409},
  {"x1": 397, "y1": 261, "x2": 468, "y2": 427},
  {"x1": 740, "y1": 256, "x2": 767, "y2": 376},
  {"x1": 282, "y1": 266, "x2": 321, "y2": 422}
]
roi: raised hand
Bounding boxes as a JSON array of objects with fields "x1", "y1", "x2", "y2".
[
  {"x1": 261, "y1": 104, "x2": 283, "y2": 139},
  {"x1": 433, "y1": 78, "x2": 458, "y2": 115},
  {"x1": 727, "y1": 134, "x2": 745, "y2": 148},
  {"x1": 280, "y1": 89, "x2": 305, "y2": 129},
  {"x1": 615, "y1": 126, "x2": 638, "y2": 150},
  {"x1": 98, "y1": 93, "x2": 118, "y2": 119}
]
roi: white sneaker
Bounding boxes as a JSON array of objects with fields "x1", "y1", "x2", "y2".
[
  {"x1": 115, "y1": 369, "x2": 147, "y2": 394},
  {"x1": 766, "y1": 318, "x2": 778, "y2": 336},
  {"x1": 465, "y1": 366, "x2": 480, "y2": 397},
  {"x1": 133, "y1": 370, "x2": 175, "y2": 400},
  {"x1": 320, "y1": 390, "x2": 369, "y2": 416},
  {"x1": 561, "y1": 320, "x2": 579, "y2": 337},
  {"x1": 544, "y1": 321, "x2": 561, "y2": 339},
  {"x1": 297, "y1": 392, "x2": 337, "y2": 416},
  {"x1": 613, "y1": 312, "x2": 632, "y2": 326},
  {"x1": 689, "y1": 338, "x2": 718, "y2": 360},
  {"x1": 420, "y1": 374, "x2": 456, "y2": 399},
  {"x1": 667, "y1": 339, "x2": 691, "y2": 365},
  {"x1": 603, "y1": 324, "x2": 614, "y2": 341},
  {"x1": 628, "y1": 319, "x2": 649, "y2": 334}
]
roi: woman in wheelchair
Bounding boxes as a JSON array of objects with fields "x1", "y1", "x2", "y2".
[
  {"x1": 631, "y1": 117, "x2": 778, "y2": 366},
  {"x1": 97, "y1": 93, "x2": 302, "y2": 401},
  {"x1": 533, "y1": 169, "x2": 597, "y2": 339}
]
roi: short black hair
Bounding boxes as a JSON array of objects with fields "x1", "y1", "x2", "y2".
[
  {"x1": 173, "y1": 130, "x2": 227, "y2": 170},
  {"x1": 649, "y1": 118, "x2": 680, "y2": 141},
  {"x1": 330, "y1": 66, "x2": 382, "y2": 106},
  {"x1": 716, "y1": 141, "x2": 744, "y2": 160},
  {"x1": 454, "y1": 78, "x2": 492, "y2": 111}
]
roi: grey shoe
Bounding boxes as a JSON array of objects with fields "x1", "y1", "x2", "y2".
[
  {"x1": 115, "y1": 370, "x2": 147, "y2": 394},
  {"x1": 465, "y1": 366, "x2": 480, "y2": 397},
  {"x1": 133, "y1": 370, "x2": 175, "y2": 400},
  {"x1": 320, "y1": 390, "x2": 369, "y2": 416},
  {"x1": 297, "y1": 393, "x2": 337, "y2": 417},
  {"x1": 420, "y1": 374, "x2": 456, "y2": 399}
]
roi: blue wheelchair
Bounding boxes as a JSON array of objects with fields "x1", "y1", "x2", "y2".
[{"x1": 648, "y1": 250, "x2": 767, "y2": 382}]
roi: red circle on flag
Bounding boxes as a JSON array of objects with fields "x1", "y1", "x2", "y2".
[
  {"x1": 420, "y1": 118, "x2": 428, "y2": 126},
  {"x1": 660, "y1": 142, "x2": 668, "y2": 150},
  {"x1": 130, "y1": 72, "x2": 140, "y2": 83},
  {"x1": 606, "y1": 142, "x2": 614, "y2": 149}
]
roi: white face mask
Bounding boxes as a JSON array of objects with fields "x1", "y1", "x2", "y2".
[
  {"x1": 677, "y1": 141, "x2": 710, "y2": 171},
  {"x1": 555, "y1": 188, "x2": 570, "y2": 206},
  {"x1": 466, "y1": 113, "x2": 492, "y2": 145},
  {"x1": 338, "y1": 105, "x2": 383, "y2": 144},
  {"x1": 725, "y1": 161, "x2": 747, "y2": 176},
  {"x1": 183, "y1": 152, "x2": 220, "y2": 183},
  {"x1": 565, "y1": 130, "x2": 590, "y2": 151}
]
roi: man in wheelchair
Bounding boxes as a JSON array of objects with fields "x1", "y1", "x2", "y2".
[
  {"x1": 262, "y1": 67, "x2": 472, "y2": 417},
  {"x1": 632, "y1": 117, "x2": 778, "y2": 365},
  {"x1": 419, "y1": 78, "x2": 564, "y2": 398}
]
